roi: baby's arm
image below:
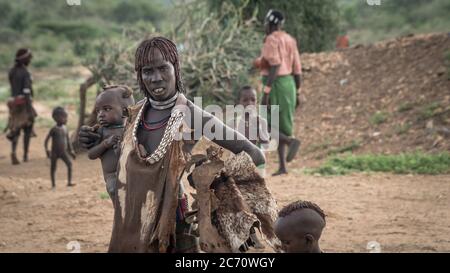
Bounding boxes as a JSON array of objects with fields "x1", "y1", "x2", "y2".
[
  {"x1": 44, "y1": 128, "x2": 54, "y2": 158},
  {"x1": 88, "y1": 135, "x2": 120, "y2": 160}
]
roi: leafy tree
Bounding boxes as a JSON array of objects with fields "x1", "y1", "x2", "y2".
[{"x1": 208, "y1": 0, "x2": 340, "y2": 52}]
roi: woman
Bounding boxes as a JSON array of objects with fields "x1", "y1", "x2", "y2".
[
  {"x1": 6, "y1": 48, "x2": 37, "y2": 165},
  {"x1": 79, "y1": 37, "x2": 267, "y2": 253},
  {"x1": 254, "y1": 10, "x2": 303, "y2": 176}
]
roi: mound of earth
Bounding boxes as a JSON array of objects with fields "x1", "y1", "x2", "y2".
[{"x1": 297, "y1": 33, "x2": 450, "y2": 163}]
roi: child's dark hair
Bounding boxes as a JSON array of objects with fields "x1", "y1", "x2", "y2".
[
  {"x1": 278, "y1": 200, "x2": 326, "y2": 223},
  {"x1": 236, "y1": 85, "x2": 256, "y2": 104},
  {"x1": 134, "y1": 36, "x2": 185, "y2": 96},
  {"x1": 101, "y1": 84, "x2": 135, "y2": 108},
  {"x1": 52, "y1": 106, "x2": 67, "y2": 120}
]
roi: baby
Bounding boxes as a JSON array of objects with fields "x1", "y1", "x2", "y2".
[
  {"x1": 87, "y1": 85, "x2": 135, "y2": 203},
  {"x1": 274, "y1": 200, "x2": 326, "y2": 253},
  {"x1": 44, "y1": 106, "x2": 76, "y2": 188}
]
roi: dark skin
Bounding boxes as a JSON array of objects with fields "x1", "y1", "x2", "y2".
[
  {"x1": 88, "y1": 91, "x2": 125, "y2": 172},
  {"x1": 274, "y1": 209, "x2": 325, "y2": 253},
  {"x1": 10, "y1": 54, "x2": 34, "y2": 164},
  {"x1": 88, "y1": 90, "x2": 128, "y2": 201},
  {"x1": 238, "y1": 88, "x2": 270, "y2": 145},
  {"x1": 80, "y1": 49, "x2": 265, "y2": 167},
  {"x1": 44, "y1": 111, "x2": 76, "y2": 188}
]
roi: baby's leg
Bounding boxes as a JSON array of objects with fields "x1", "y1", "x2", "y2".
[
  {"x1": 61, "y1": 154, "x2": 73, "y2": 186},
  {"x1": 105, "y1": 174, "x2": 117, "y2": 204},
  {"x1": 50, "y1": 156, "x2": 58, "y2": 188}
]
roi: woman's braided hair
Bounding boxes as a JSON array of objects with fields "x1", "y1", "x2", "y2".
[{"x1": 135, "y1": 37, "x2": 185, "y2": 96}]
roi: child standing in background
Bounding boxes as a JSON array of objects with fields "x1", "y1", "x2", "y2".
[{"x1": 44, "y1": 106, "x2": 76, "y2": 188}]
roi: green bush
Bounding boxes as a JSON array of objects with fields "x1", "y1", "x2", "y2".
[
  {"x1": 8, "y1": 9, "x2": 28, "y2": 32},
  {"x1": 35, "y1": 20, "x2": 104, "y2": 40},
  {"x1": 0, "y1": 85, "x2": 9, "y2": 102}
]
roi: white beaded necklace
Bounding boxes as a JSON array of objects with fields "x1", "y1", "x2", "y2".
[{"x1": 132, "y1": 97, "x2": 185, "y2": 164}]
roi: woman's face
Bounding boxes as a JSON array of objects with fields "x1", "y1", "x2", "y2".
[{"x1": 141, "y1": 48, "x2": 177, "y2": 101}]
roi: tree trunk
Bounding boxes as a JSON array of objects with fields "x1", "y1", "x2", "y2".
[{"x1": 73, "y1": 76, "x2": 96, "y2": 152}]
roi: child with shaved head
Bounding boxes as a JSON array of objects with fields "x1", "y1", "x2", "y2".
[
  {"x1": 88, "y1": 85, "x2": 135, "y2": 203},
  {"x1": 274, "y1": 200, "x2": 326, "y2": 253}
]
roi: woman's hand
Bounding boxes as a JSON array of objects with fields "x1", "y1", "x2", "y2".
[{"x1": 78, "y1": 125, "x2": 101, "y2": 149}]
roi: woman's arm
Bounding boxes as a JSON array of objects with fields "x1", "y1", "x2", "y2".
[{"x1": 188, "y1": 102, "x2": 265, "y2": 166}]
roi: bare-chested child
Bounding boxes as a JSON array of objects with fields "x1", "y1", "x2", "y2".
[
  {"x1": 228, "y1": 85, "x2": 270, "y2": 147},
  {"x1": 228, "y1": 85, "x2": 270, "y2": 250},
  {"x1": 44, "y1": 106, "x2": 76, "y2": 188},
  {"x1": 87, "y1": 85, "x2": 135, "y2": 202},
  {"x1": 274, "y1": 200, "x2": 326, "y2": 253}
]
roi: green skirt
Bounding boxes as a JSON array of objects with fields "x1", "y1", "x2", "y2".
[{"x1": 262, "y1": 75, "x2": 297, "y2": 136}]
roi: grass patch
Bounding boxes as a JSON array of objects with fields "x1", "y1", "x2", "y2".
[
  {"x1": 370, "y1": 111, "x2": 389, "y2": 125},
  {"x1": 397, "y1": 102, "x2": 415, "y2": 113},
  {"x1": 418, "y1": 102, "x2": 443, "y2": 121},
  {"x1": 304, "y1": 139, "x2": 331, "y2": 154},
  {"x1": 99, "y1": 192, "x2": 110, "y2": 200},
  {"x1": 395, "y1": 123, "x2": 412, "y2": 135},
  {"x1": 306, "y1": 152, "x2": 450, "y2": 176},
  {"x1": 327, "y1": 140, "x2": 361, "y2": 156}
]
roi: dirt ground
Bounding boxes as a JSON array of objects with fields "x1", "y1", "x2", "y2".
[{"x1": 0, "y1": 127, "x2": 449, "y2": 253}]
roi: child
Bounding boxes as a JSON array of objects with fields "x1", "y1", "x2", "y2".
[
  {"x1": 228, "y1": 85, "x2": 271, "y2": 250},
  {"x1": 44, "y1": 106, "x2": 76, "y2": 188},
  {"x1": 274, "y1": 200, "x2": 326, "y2": 253},
  {"x1": 229, "y1": 85, "x2": 270, "y2": 148},
  {"x1": 87, "y1": 85, "x2": 135, "y2": 203}
]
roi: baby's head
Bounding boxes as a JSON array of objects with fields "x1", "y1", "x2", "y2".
[
  {"x1": 238, "y1": 86, "x2": 257, "y2": 108},
  {"x1": 274, "y1": 200, "x2": 326, "y2": 253},
  {"x1": 52, "y1": 106, "x2": 68, "y2": 126},
  {"x1": 95, "y1": 85, "x2": 135, "y2": 127}
]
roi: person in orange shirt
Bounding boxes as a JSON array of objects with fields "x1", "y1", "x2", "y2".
[
  {"x1": 254, "y1": 10, "x2": 302, "y2": 176},
  {"x1": 336, "y1": 34, "x2": 350, "y2": 49}
]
